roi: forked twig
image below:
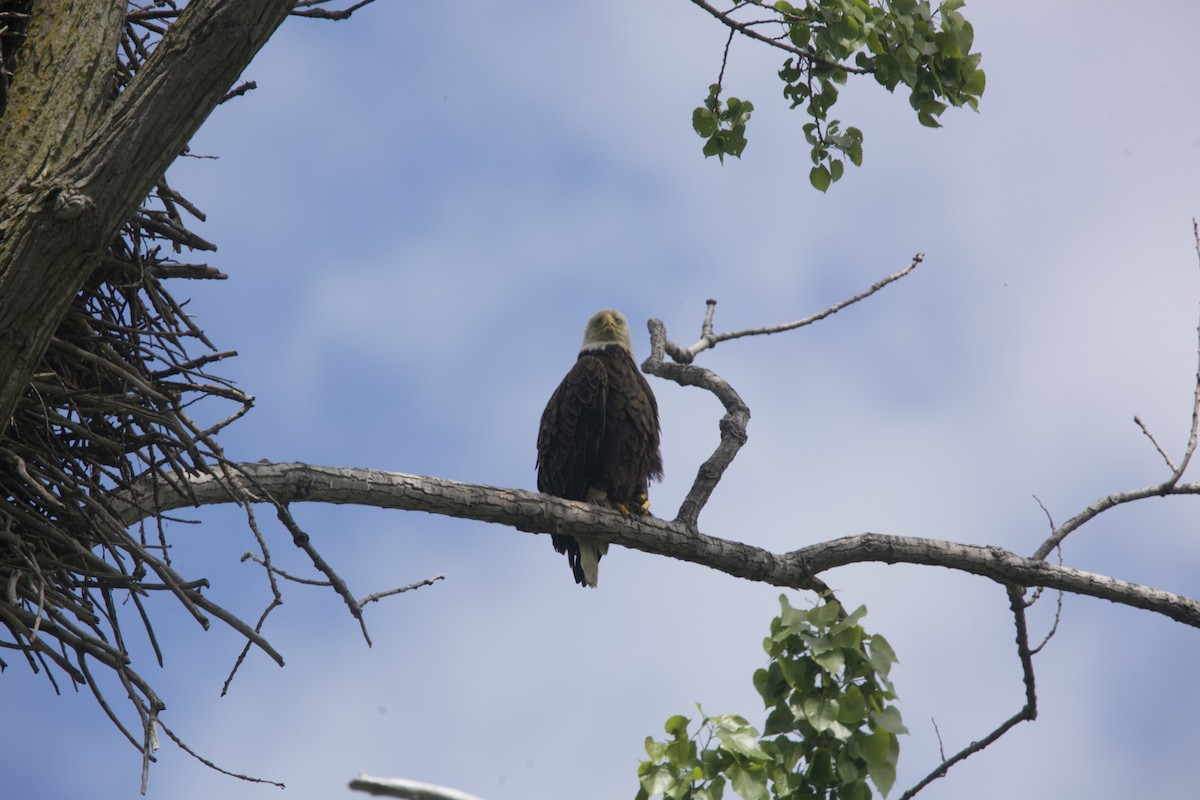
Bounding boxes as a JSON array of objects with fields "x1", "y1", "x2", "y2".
[
  {"x1": 663, "y1": 253, "x2": 923, "y2": 364},
  {"x1": 644, "y1": 253, "x2": 924, "y2": 529},
  {"x1": 1034, "y1": 281, "x2": 1200, "y2": 560},
  {"x1": 899, "y1": 585, "x2": 1037, "y2": 799}
]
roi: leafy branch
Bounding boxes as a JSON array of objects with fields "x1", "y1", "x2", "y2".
[
  {"x1": 637, "y1": 596, "x2": 904, "y2": 800},
  {"x1": 688, "y1": 0, "x2": 985, "y2": 190}
]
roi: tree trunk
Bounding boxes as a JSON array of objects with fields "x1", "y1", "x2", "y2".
[{"x1": 0, "y1": 0, "x2": 294, "y2": 430}]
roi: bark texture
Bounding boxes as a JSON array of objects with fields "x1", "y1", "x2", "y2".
[
  {"x1": 0, "y1": 0, "x2": 293, "y2": 429},
  {"x1": 114, "y1": 461, "x2": 1200, "y2": 628}
]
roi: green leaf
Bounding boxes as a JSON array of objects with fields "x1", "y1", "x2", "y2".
[
  {"x1": 645, "y1": 736, "x2": 667, "y2": 761},
  {"x1": 837, "y1": 684, "x2": 868, "y2": 725},
  {"x1": 870, "y1": 705, "x2": 908, "y2": 736},
  {"x1": 833, "y1": 604, "x2": 868, "y2": 630},
  {"x1": 846, "y1": 127, "x2": 864, "y2": 165},
  {"x1": 809, "y1": 165, "x2": 831, "y2": 192},
  {"x1": 728, "y1": 764, "x2": 769, "y2": 800},
  {"x1": 842, "y1": 780, "x2": 872, "y2": 800},
  {"x1": 868, "y1": 635, "x2": 898, "y2": 679},
  {"x1": 808, "y1": 600, "x2": 843, "y2": 629},
  {"x1": 714, "y1": 715, "x2": 769, "y2": 762},
  {"x1": 836, "y1": 747, "x2": 862, "y2": 784},
  {"x1": 858, "y1": 726, "x2": 900, "y2": 797},
  {"x1": 964, "y1": 67, "x2": 986, "y2": 96},
  {"x1": 763, "y1": 702, "x2": 797, "y2": 736},
  {"x1": 802, "y1": 696, "x2": 840, "y2": 733},
  {"x1": 701, "y1": 746, "x2": 734, "y2": 779},
  {"x1": 788, "y1": 22, "x2": 812, "y2": 49},
  {"x1": 813, "y1": 647, "x2": 845, "y2": 675},
  {"x1": 639, "y1": 762, "x2": 678, "y2": 798},
  {"x1": 692, "y1": 108, "x2": 719, "y2": 138},
  {"x1": 666, "y1": 715, "x2": 691, "y2": 736},
  {"x1": 666, "y1": 735, "x2": 698, "y2": 768},
  {"x1": 754, "y1": 663, "x2": 788, "y2": 707}
]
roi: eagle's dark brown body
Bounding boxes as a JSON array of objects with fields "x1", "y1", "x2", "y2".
[{"x1": 537, "y1": 340, "x2": 662, "y2": 587}]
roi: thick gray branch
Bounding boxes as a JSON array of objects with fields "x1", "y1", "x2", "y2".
[{"x1": 114, "y1": 461, "x2": 1200, "y2": 628}]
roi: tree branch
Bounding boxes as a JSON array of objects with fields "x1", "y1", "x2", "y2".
[
  {"x1": 644, "y1": 319, "x2": 750, "y2": 530},
  {"x1": 666, "y1": 254, "x2": 924, "y2": 364},
  {"x1": 111, "y1": 461, "x2": 1200, "y2": 628},
  {"x1": 349, "y1": 774, "x2": 485, "y2": 800},
  {"x1": 641, "y1": 254, "x2": 923, "y2": 529},
  {"x1": 686, "y1": 0, "x2": 871, "y2": 75},
  {"x1": 899, "y1": 585, "x2": 1038, "y2": 799}
]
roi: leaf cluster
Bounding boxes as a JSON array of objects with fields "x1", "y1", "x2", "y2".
[
  {"x1": 693, "y1": 84, "x2": 756, "y2": 163},
  {"x1": 637, "y1": 596, "x2": 905, "y2": 800},
  {"x1": 695, "y1": 0, "x2": 984, "y2": 191}
]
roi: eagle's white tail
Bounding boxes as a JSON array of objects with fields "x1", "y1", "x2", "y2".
[{"x1": 579, "y1": 539, "x2": 610, "y2": 588}]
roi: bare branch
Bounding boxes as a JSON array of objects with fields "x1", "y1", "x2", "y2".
[
  {"x1": 358, "y1": 576, "x2": 445, "y2": 609},
  {"x1": 349, "y1": 774, "x2": 485, "y2": 800},
  {"x1": 273, "y1": 501, "x2": 373, "y2": 646},
  {"x1": 1134, "y1": 415, "x2": 1178, "y2": 472},
  {"x1": 1170, "y1": 315, "x2": 1200, "y2": 482},
  {"x1": 291, "y1": 0, "x2": 379, "y2": 21},
  {"x1": 899, "y1": 586, "x2": 1037, "y2": 799},
  {"x1": 641, "y1": 255, "x2": 923, "y2": 527},
  {"x1": 668, "y1": 254, "x2": 923, "y2": 363},
  {"x1": 1032, "y1": 478, "x2": 1200, "y2": 561},
  {"x1": 644, "y1": 319, "x2": 750, "y2": 530},
  {"x1": 160, "y1": 722, "x2": 286, "y2": 789},
  {"x1": 110, "y1": 461, "x2": 1200, "y2": 628}
]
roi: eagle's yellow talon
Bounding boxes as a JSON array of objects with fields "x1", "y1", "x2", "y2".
[{"x1": 614, "y1": 502, "x2": 632, "y2": 517}]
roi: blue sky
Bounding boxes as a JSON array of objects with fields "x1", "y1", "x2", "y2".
[{"x1": 5, "y1": 1, "x2": 1200, "y2": 798}]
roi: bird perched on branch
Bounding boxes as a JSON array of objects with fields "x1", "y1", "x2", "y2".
[{"x1": 537, "y1": 308, "x2": 663, "y2": 587}]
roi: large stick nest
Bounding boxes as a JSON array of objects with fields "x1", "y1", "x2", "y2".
[{"x1": 1, "y1": 0, "x2": 256, "y2": 760}]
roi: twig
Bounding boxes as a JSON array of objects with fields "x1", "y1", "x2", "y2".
[
  {"x1": 1133, "y1": 415, "x2": 1177, "y2": 471},
  {"x1": 1169, "y1": 315, "x2": 1200, "y2": 482},
  {"x1": 668, "y1": 254, "x2": 923, "y2": 364},
  {"x1": 160, "y1": 723, "x2": 286, "y2": 789},
  {"x1": 291, "y1": 0, "x2": 379, "y2": 21},
  {"x1": 219, "y1": 80, "x2": 256, "y2": 104},
  {"x1": 899, "y1": 585, "x2": 1037, "y2": 798},
  {"x1": 1032, "y1": 478, "x2": 1200, "y2": 562},
  {"x1": 274, "y1": 502, "x2": 373, "y2": 646},
  {"x1": 1030, "y1": 551, "x2": 1065, "y2": 657},
  {"x1": 240, "y1": 551, "x2": 333, "y2": 586},
  {"x1": 358, "y1": 575, "x2": 445, "y2": 608},
  {"x1": 643, "y1": 254, "x2": 923, "y2": 528},
  {"x1": 686, "y1": 0, "x2": 871, "y2": 75}
]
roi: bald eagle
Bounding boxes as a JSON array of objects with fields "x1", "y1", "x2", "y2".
[{"x1": 537, "y1": 309, "x2": 663, "y2": 587}]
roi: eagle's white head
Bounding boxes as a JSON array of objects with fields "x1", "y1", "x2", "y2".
[{"x1": 580, "y1": 308, "x2": 635, "y2": 355}]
